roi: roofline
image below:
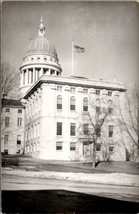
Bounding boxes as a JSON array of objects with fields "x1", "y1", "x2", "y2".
[{"x1": 24, "y1": 77, "x2": 127, "y2": 99}]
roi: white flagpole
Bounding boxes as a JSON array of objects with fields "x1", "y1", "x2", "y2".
[{"x1": 71, "y1": 40, "x2": 74, "y2": 76}]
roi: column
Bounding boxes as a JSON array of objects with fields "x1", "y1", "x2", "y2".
[
  {"x1": 40, "y1": 67, "x2": 43, "y2": 76},
  {"x1": 33, "y1": 67, "x2": 35, "y2": 83},
  {"x1": 20, "y1": 71, "x2": 23, "y2": 86},
  {"x1": 27, "y1": 69, "x2": 29, "y2": 84},
  {"x1": 25, "y1": 69, "x2": 27, "y2": 85}
]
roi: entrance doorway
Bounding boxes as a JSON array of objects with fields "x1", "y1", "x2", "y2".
[{"x1": 83, "y1": 142, "x2": 91, "y2": 157}]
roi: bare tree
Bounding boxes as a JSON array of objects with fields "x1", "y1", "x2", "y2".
[
  {"x1": 116, "y1": 87, "x2": 139, "y2": 162},
  {"x1": 77, "y1": 96, "x2": 114, "y2": 168},
  {"x1": 1, "y1": 63, "x2": 20, "y2": 100}
]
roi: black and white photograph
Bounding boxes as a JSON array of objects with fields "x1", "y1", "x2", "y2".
[{"x1": 1, "y1": 1, "x2": 139, "y2": 213}]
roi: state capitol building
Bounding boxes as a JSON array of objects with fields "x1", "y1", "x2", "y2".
[{"x1": 2, "y1": 18, "x2": 127, "y2": 161}]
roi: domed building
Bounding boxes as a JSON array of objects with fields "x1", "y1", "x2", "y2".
[
  {"x1": 20, "y1": 18, "x2": 127, "y2": 161},
  {"x1": 19, "y1": 18, "x2": 62, "y2": 98}
]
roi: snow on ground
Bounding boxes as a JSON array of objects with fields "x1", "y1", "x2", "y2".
[{"x1": 2, "y1": 168, "x2": 139, "y2": 187}]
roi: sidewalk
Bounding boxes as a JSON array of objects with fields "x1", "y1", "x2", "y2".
[{"x1": 2, "y1": 167, "x2": 139, "y2": 187}]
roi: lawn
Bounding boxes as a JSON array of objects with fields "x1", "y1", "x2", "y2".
[{"x1": 2, "y1": 155, "x2": 139, "y2": 175}]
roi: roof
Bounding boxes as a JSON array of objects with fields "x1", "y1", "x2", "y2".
[
  {"x1": 24, "y1": 75, "x2": 127, "y2": 99},
  {"x1": 2, "y1": 99, "x2": 24, "y2": 108}
]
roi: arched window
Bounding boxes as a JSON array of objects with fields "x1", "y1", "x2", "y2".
[
  {"x1": 83, "y1": 98, "x2": 88, "y2": 111},
  {"x1": 57, "y1": 95, "x2": 62, "y2": 109},
  {"x1": 70, "y1": 96, "x2": 75, "y2": 110}
]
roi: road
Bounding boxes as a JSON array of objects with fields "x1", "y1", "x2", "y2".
[{"x1": 2, "y1": 174, "x2": 139, "y2": 203}]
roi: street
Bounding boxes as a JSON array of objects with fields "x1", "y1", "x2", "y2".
[{"x1": 2, "y1": 174, "x2": 139, "y2": 202}]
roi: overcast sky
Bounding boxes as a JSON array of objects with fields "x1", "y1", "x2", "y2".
[{"x1": 2, "y1": 1, "x2": 139, "y2": 89}]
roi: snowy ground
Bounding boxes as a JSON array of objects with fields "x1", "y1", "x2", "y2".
[{"x1": 2, "y1": 167, "x2": 139, "y2": 187}]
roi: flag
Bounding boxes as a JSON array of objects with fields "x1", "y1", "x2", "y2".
[{"x1": 74, "y1": 45, "x2": 85, "y2": 53}]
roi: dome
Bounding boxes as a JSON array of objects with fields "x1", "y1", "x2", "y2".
[
  {"x1": 25, "y1": 36, "x2": 57, "y2": 58},
  {"x1": 24, "y1": 17, "x2": 57, "y2": 59}
]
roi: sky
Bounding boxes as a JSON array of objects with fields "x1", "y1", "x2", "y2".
[{"x1": 2, "y1": 1, "x2": 139, "y2": 89}]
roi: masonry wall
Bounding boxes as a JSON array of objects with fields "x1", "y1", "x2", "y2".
[
  {"x1": 24, "y1": 81, "x2": 126, "y2": 161},
  {"x1": 1, "y1": 106, "x2": 25, "y2": 155}
]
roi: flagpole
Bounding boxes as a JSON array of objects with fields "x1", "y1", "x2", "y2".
[{"x1": 71, "y1": 40, "x2": 74, "y2": 76}]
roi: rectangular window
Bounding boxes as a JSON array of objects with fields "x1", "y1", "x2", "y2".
[
  {"x1": 70, "y1": 142, "x2": 76, "y2": 151},
  {"x1": 4, "y1": 149, "x2": 8, "y2": 155},
  {"x1": 96, "y1": 90, "x2": 100, "y2": 95},
  {"x1": 70, "y1": 123, "x2": 76, "y2": 136},
  {"x1": 96, "y1": 127, "x2": 101, "y2": 137},
  {"x1": 70, "y1": 87, "x2": 75, "y2": 93},
  {"x1": 17, "y1": 135, "x2": 21, "y2": 145},
  {"x1": 96, "y1": 143, "x2": 101, "y2": 151},
  {"x1": 51, "y1": 70, "x2": 55, "y2": 75},
  {"x1": 5, "y1": 117, "x2": 10, "y2": 126},
  {"x1": 57, "y1": 122, "x2": 62, "y2": 135},
  {"x1": 83, "y1": 124, "x2": 89, "y2": 135},
  {"x1": 70, "y1": 104, "x2": 75, "y2": 110},
  {"x1": 17, "y1": 118, "x2": 22, "y2": 127},
  {"x1": 96, "y1": 106, "x2": 101, "y2": 114},
  {"x1": 56, "y1": 142, "x2": 63, "y2": 150},
  {"x1": 108, "y1": 91, "x2": 112, "y2": 96},
  {"x1": 57, "y1": 86, "x2": 62, "y2": 91},
  {"x1": 83, "y1": 89, "x2": 88, "y2": 94},
  {"x1": 6, "y1": 108, "x2": 10, "y2": 112},
  {"x1": 4, "y1": 134, "x2": 9, "y2": 144},
  {"x1": 109, "y1": 125, "x2": 113, "y2": 137},
  {"x1": 18, "y1": 109, "x2": 22, "y2": 113},
  {"x1": 109, "y1": 144, "x2": 114, "y2": 152},
  {"x1": 108, "y1": 108, "x2": 113, "y2": 114}
]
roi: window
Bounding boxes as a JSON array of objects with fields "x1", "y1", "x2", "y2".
[
  {"x1": 108, "y1": 108, "x2": 113, "y2": 114},
  {"x1": 108, "y1": 91, "x2": 112, "y2": 96},
  {"x1": 83, "y1": 98, "x2": 88, "y2": 111},
  {"x1": 57, "y1": 86, "x2": 62, "y2": 91},
  {"x1": 70, "y1": 87, "x2": 75, "y2": 93},
  {"x1": 70, "y1": 142, "x2": 76, "y2": 151},
  {"x1": 57, "y1": 95, "x2": 62, "y2": 109},
  {"x1": 17, "y1": 118, "x2": 22, "y2": 126},
  {"x1": 6, "y1": 108, "x2": 10, "y2": 112},
  {"x1": 43, "y1": 68, "x2": 48, "y2": 74},
  {"x1": 70, "y1": 123, "x2": 76, "y2": 136},
  {"x1": 17, "y1": 149, "x2": 20, "y2": 154},
  {"x1": 109, "y1": 144, "x2": 114, "y2": 152},
  {"x1": 37, "y1": 57, "x2": 40, "y2": 60},
  {"x1": 18, "y1": 109, "x2": 22, "y2": 113},
  {"x1": 96, "y1": 106, "x2": 101, "y2": 114},
  {"x1": 83, "y1": 89, "x2": 88, "y2": 94},
  {"x1": 56, "y1": 142, "x2": 63, "y2": 150},
  {"x1": 4, "y1": 149, "x2": 8, "y2": 155},
  {"x1": 83, "y1": 124, "x2": 89, "y2": 135},
  {"x1": 57, "y1": 122, "x2": 62, "y2": 135},
  {"x1": 17, "y1": 135, "x2": 21, "y2": 145},
  {"x1": 96, "y1": 144, "x2": 101, "y2": 151},
  {"x1": 5, "y1": 117, "x2": 9, "y2": 126},
  {"x1": 109, "y1": 125, "x2": 113, "y2": 137},
  {"x1": 70, "y1": 96, "x2": 76, "y2": 110},
  {"x1": 96, "y1": 126, "x2": 101, "y2": 137},
  {"x1": 96, "y1": 90, "x2": 100, "y2": 95},
  {"x1": 51, "y1": 69, "x2": 55, "y2": 75},
  {"x1": 4, "y1": 134, "x2": 9, "y2": 145}
]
